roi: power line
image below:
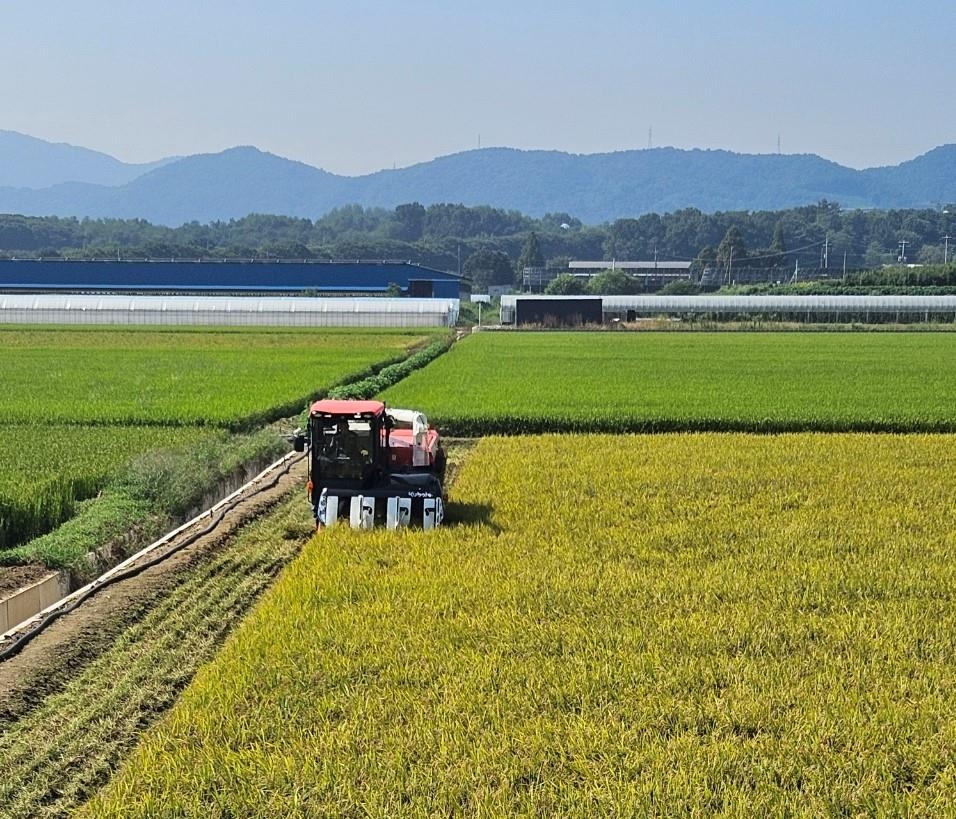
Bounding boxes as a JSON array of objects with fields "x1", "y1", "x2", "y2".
[{"x1": 738, "y1": 238, "x2": 828, "y2": 263}]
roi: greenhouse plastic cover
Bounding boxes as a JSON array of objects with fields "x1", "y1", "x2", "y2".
[
  {"x1": 0, "y1": 295, "x2": 460, "y2": 327},
  {"x1": 500, "y1": 294, "x2": 956, "y2": 320}
]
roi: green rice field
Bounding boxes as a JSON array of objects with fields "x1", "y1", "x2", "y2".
[
  {"x1": 0, "y1": 327, "x2": 437, "y2": 427},
  {"x1": 0, "y1": 326, "x2": 436, "y2": 554},
  {"x1": 382, "y1": 331, "x2": 956, "y2": 433}
]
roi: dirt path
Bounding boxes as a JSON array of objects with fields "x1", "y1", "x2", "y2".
[{"x1": 0, "y1": 456, "x2": 309, "y2": 725}]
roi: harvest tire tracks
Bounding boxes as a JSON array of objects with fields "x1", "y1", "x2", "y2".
[{"x1": 0, "y1": 457, "x2": 311, "y2": 819}]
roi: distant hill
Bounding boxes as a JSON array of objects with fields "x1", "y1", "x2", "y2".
[
  {"x1": 1, "y1": 132, "x2": 955, "y2": 225},
  {"x1": 0, "y1": 130, "x2": 176, "y2": 189}
]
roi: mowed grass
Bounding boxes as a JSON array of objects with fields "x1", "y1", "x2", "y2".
[
  {"x1": 382, "y1": 332, "x2": 956, "y2": 432},
  {"x1": 85, "y1": 434, "x2": 956, "y2": 816},
  {"x1": 0, "y1": 326, "x2": 436, "y2": 427}
]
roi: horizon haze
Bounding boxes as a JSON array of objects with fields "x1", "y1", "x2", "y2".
[{"x1": 2, "y1": 1, "x2": 954, "y2": 176}]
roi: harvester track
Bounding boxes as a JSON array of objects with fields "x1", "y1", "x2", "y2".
[
  {"x1": 0, "y1": 451, "x2": 307, "y2": 664},
  {"x1": 0, "y1": 452, "x2": 313, "y2": 818}
]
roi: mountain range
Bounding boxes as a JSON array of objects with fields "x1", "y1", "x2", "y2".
[{"x1": 1, "y1": 130, "x2": 955, "y2": 226}]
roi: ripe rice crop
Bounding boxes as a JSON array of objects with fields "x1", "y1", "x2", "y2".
[
  {"x1": 0, "y1": 326, "x2": 437, "y2": 427},
  {"x1": 0, "y1": 425, "x2": 217, "y2": 551},
  {"x1": 382, "y1": 331, "x2": 956, "y2": 433},
  {"x1": 85, "y1": 434, "x2": 956, "y2": 816}
]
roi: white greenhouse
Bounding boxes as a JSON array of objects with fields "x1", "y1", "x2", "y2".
[
  {"x1": 499, "y1": 294, "x2": 956, "y2": 324},
  {"x1": 0, "y1": 295, "x2": 460, "y2": 327}
]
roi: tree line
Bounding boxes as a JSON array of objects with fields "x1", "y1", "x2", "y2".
[{"x1": 1, "y1": 199, "x2": 954, "y2": 291}]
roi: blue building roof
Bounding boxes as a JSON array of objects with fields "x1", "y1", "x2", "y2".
[{"x1": 0, "y1": 259, "x2": 461, "y2": 299}]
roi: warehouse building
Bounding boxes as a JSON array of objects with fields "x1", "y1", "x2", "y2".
[
  {"x1": 522, "y1": 260, "x2": 693, "y2": 291},
  {"x1": 0, "y1": 259, "x2": 462, "y2": 299}
]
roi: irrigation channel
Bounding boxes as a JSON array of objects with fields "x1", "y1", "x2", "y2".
[{"x1": 0, "y1": 450, "x2": 311, "y2": 818}]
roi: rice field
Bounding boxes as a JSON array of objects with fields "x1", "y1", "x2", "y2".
[
  {"x1": 84, "y1": 433, "x2": 956, "y2": 816},
  {"x1": 0, "y1": 327, "x2": 437, "y2": 427},
  {"x1": 0, "y1": 326, "x2": 438, "y2": 553},
  {"x1": 382, "y1": 332, "x2": 956, "y2": 433},
  {"x1": 0, "y1": 425, "x2": 218, "y2": 551}
]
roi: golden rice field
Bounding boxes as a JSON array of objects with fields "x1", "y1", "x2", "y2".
[{"x1": 84, "y1": 434, "x2": 956, "y2": 817}]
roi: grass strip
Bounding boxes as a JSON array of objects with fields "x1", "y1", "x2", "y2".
[
  {"x1": 326, "y1": 334, "x2": 455, "y2": 401},
  {"x1": 427, "y1": 414, "x2": 956, "y2": 436},
  {"x1": 1, "y1": 428, "x2": 287, "y2": 577},
  {"x1": 0, "y1": 426, "x2": 217, "y2": 551}
]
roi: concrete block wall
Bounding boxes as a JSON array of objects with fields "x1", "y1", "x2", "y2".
[{"x1": 0, "y1": 572, "x2": 70, "y2": 634}]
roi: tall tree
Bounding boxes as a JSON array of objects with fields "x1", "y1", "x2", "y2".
[
  {"x1": 603, "y1": 218, "x2": 643, "y2": 260},
  {"x1": 586, "y1": 269, "x2": 636, "y2": 295},
  {"x1": 544, "y1": 273, "x2": 586, "y2": 295},
  {"x1": 391, "y1": 202, "x2": 426, "y2": 242},
  {"x1": 518, "y1": 231, "x2": 545, "y2": 272},
  {"x1": 463, "y1": 248, "x2": 514, "y2": 290},
  {"x1": 717, "y1": 226, "x2": 747, "y2": 278}
]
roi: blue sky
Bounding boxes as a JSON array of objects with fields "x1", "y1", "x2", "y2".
[{"x1": 2, "y1": 0, "x2": 953, "y2": 174}]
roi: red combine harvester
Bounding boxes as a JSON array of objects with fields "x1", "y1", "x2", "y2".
[{"x1": 293, "y1": 399, "x2": 446, "y2": 529}]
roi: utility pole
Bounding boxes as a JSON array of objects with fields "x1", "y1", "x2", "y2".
[
  {"x1": 944, "y1": 235, "x2": 952, "y2": 265},
  {"x1": 823, "y1": 235, "x2": 829, "y2": 269},
  {"x1": 898, "y1": 240, "x2": 908, "y2": 264},
  {"x1": 842, "y1": 250, "x2": 847, "y2": 280},
  {"x1": 727, "y1": 246, "x2": 734, "y2": 285}
]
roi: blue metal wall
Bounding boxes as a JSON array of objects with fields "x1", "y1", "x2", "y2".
[{"x1": 0, "y1": 260, "x2": 460, "y2": 299}]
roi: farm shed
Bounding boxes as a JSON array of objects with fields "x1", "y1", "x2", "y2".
[
  {"x1": 514, "y1": 297, "x2": 603, "y2": 326},
  {"x1": 500, "y1": 294, "x2": 956, "y2": 324},
  {"x1": 0, "y1": 295, "x2": 460, "y2": 327},
  {"x1": 0, "y1": 259, "x2": 462, "y2": 299}
]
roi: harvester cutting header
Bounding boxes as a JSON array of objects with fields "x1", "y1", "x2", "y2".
[{"x1": 293, "y1": 399, "x2": 446, "y2": 529}]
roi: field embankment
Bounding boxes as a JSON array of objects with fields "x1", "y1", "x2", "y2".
[{"x1": 0, "y1": 425, "x2": 215, "y2": 551}]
